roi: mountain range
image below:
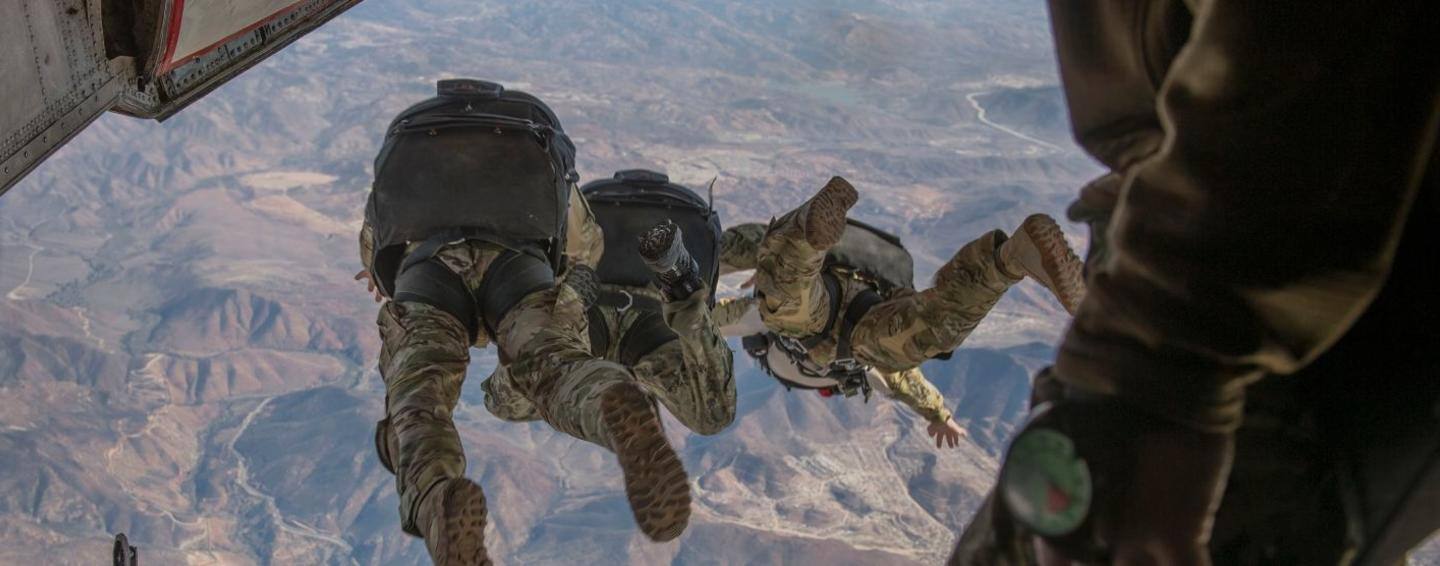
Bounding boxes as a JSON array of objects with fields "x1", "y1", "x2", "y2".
[{"x1": 3, "y1": 0, "x2": 1431, "y2": 564}]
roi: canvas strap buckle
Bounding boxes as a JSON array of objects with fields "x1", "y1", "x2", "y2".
[{"x1": 614, "y1": 290, "x2": 635, "y2": 313}]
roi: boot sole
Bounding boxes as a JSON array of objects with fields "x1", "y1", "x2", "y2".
[
  {"x1": 802, "y1": 177, "x2": 859, "y2": 250},
  {"x1": 601, "y1": 383, "x2": 691, "y2": 542},
  {"x1": 430, "y1": 479, "x2": 492, "y2": 566},
  {"x1": 1020, "y1": 214, "x2": 1086, "y2": 314}
]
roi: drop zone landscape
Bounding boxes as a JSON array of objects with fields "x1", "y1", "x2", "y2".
[{"x1": 6, "y1": 1, "x2": 1432, "y2": 565}]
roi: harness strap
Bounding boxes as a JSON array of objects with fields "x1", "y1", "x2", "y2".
[
  {"x1": 397, "y1": 236, "x2": 454, "y2": 274},
  {"x1": 836, "y1": 287, "x2": 883, "y2": 361},
  {"x1": 586, "y1": 306, "x2": 611, "y2": 357}
]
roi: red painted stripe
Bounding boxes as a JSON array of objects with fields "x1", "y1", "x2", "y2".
[
  {"x1": 156, "y1": 0, "x2": 186, "y2": 74},
  {"x1": 155, "y1": 0, "x2": 314, "y2": 74}
]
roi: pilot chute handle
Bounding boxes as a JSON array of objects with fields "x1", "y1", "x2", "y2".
[
  {"x1": 615, "y1": 169, "x2": 670, "y2": 184},
  {"x1": 437, "y1": 78, "x2": 504, "y2": 99}
]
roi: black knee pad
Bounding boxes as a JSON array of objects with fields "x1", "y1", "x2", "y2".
[
  {"x1": 616, "y1": 310, "x2": 678, "y2": 366},
  {"x1": 393, "y1": 258, "x2": 480, "y2": 341},
  {"x1": 476, "y1": 251, "x2": 555, "y2": 339}
]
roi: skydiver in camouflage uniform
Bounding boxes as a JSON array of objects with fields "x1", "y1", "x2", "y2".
[
  {"x1": 357, "y1": 198, "x2": 692, "y2": 562},
  {"x1": 482, "y1": 167, "x2": 736, "y2": 455},
  {"x1": 357, "y1": 92, "x2": 690, "y2": 562},
  {"x1": 717, "y1": 177, "x2": 1086, "y2": 447},
  {"x1": 481, "y1": 218, "x2": 736, "y2": 441},
  {"x1": 711, "y1": 292, "x2": 965, "y2": 446}
]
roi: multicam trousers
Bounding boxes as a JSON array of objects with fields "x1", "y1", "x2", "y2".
[
  {"x1": 484, "y1": 285, "x2": 736, "y2": 441},
  {"x1": 374, "y1": 241, "x2": 631, "y2": 535}
]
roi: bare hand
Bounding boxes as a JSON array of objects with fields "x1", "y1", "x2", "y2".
[
  {"x1": 927, "y1": 417, "x2": 966, "y2": 449},
  {"x1": 353, "y1": 269, "x2": 384, "y2": 303}
]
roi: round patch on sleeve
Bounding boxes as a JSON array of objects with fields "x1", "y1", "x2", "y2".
[{"x1": 999, "y1": 427, "x2": 1093, "y2": 537}]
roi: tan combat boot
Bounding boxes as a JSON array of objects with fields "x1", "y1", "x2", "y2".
[
  {"x1": 415, "y1": 477, "x2": 492, "y2": 565},
  {"x1": 795, "y1": 176, "x2": 859, "y2": 250},
  {"x1": 601, "y1": 382, "x2": 692, "y2": 542},
  {"x1": 998, "y1": 214, "x2": 1087, "y2": 314}
]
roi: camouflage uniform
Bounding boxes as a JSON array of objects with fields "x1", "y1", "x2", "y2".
[
  {"x1": 956, "y1": 1, "x2": 1440, "y2": 564},
  {"x1": 486, "y1": 283, "x2": 734, "y2": 437},
  {"x1": 483, "y1": 192, "x2": 735, "y2": 443},
  {"x1": 717, "y1": 223, "x2": 766, "y2": 275},
  {"x1": 366, "y1": 184, "x2": 630, "y2": 536},
  {"x1": 725, "y1": 213, "x2": 1024, "y2": 424},
  {"x1": 712, "y1": 293, "x2": 958, "y2": 424},
  {"x1": 710, "y1": 295, "x2": 757, "y2": 329}
]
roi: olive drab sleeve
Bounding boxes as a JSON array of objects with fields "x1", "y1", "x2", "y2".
[
  {"x1": 710, "y1": 296, "x2": 757, "y2": 330},
  {"x1": 876, "y1": 367, "x2": 952, "y2": 424},
  {"x1": 718, "y1": 223, "x2": 766, "y2": 275},
  {"x1": 1052, "y1": 0, "x2": 1440, "y2": 433},
  {"x1": 1048, "y1": 1, "x2": 1189, "y2": 174},
  {"x1": 1049, "y1": 1, "x2": 1189, "y2": 270}
]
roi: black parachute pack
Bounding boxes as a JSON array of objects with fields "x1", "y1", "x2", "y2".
[
  {"x1": 582, "y1": 169, "x2": 722, "y2": 298},
  {"x1": 748, "y1": 219, "x2": 921, "y2": 399},
  {"x1": 579, "y1": 170, "x2": 722, "y2": 364},
  {"x1": 365, "y1": 79, "x2": 577, "y2": 297},
  {"x1": 825, "y1": 218, "x2": 915, "y2": 297}
]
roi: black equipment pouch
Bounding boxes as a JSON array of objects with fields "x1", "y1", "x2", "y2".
[
  {"x1": 617, "y1": 311, "x2": 678, "y2": 366},
  {"x1": 742, "y1": 333, "x2": 771, "y2": 360}
]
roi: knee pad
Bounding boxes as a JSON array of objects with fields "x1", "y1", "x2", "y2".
[
  {"x1": 476, "y1": 251, "x2": 555, "y2": 339},
  {"x1": 616, "y1": 310, "x2": 679, "y2": 366},
  {"x1": 393, "y1": 259, "x2": 479, "y2": 341}
]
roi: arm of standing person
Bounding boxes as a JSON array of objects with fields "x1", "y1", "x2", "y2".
[{"x1": 1043, "y1": 2, "x2": 1440, "y2": 564}]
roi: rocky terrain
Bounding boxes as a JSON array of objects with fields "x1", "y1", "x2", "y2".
[{"x1": 5, "y1": 0, "x2": 1433, "y2": 564}]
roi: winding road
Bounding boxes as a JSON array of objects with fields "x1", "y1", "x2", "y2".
[
  {"x1": 229, "y1": 396, "x2": 359, "y2": 562},
  {"x1": 965, "y1": 91, "x2": 1063, "y2": 152}
]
